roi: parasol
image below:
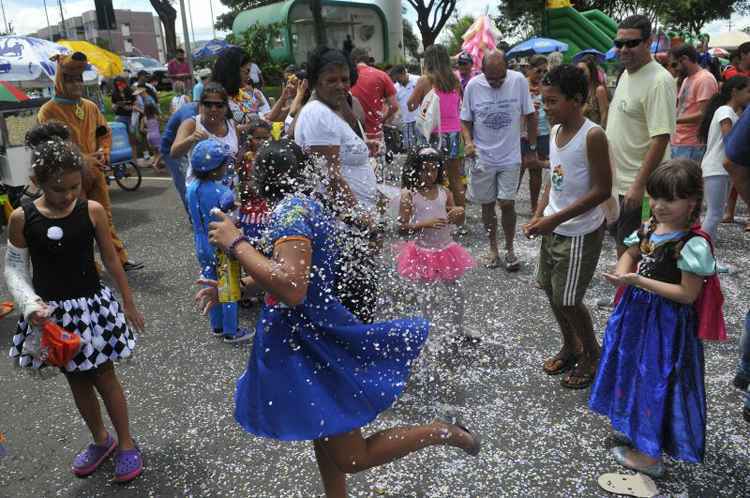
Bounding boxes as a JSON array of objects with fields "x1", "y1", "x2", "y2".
[
  {"x1": 0, "y1": 80, "x2": 29, "y2": 102},
  {"x1": 508, "y1": 37, "x2": 569, "y2": 58},
  {"x1": 58, "y1": 40, "x2": 123, "y2": 78},
  {"x1": 460, "y1": 16, "x2": 501, "y2": 70},
  {"x1": 0, "y1": 35, "x2": 97, "y2": 87}
]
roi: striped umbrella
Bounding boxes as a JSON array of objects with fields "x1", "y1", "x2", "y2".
[{"x1": 0, "y1": 80, "x2": 29, "y2": 102}]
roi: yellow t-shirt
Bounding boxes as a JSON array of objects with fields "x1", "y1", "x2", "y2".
[{"x1": 607, "y1": 60, "x2": 676, "y2": 195}]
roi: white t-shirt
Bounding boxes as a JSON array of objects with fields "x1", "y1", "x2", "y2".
[
  {"x1": 395, "y1": 74, "x2": 419, "y2": 124},
  {"x1": 294, "y1": 100, "x2": 377, "y2": 210},
  {"x1": 545, "y1": 120, "x2": 605, "y2": 236},
  {"x1": 460, "y1": 71, "x2": 534, "y2": 169},
  {"x1": 170, "y1": 94, "x2": 189, "y2": 114},
  {"x1": 701, "y1": 105, "x2": 738, "y2": 178},
  {"x1": 186, "y1": 115, "x2": 239, "y2": 184},
  {"x1": 249, "y1": 63, "x2": 262, "y2": 84}
]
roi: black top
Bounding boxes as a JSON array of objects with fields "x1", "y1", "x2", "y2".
[
  {"x1": 111, "y1": 88, "x2": 134, "y2": 117},
  {"x1": 636, "y1": 229, "x2": 696, "y2": 285},
  {"x1": 22, "y1": 199, "x2": 100, "y2": 301}
]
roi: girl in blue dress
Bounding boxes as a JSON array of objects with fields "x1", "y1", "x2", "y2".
[
  {"x1": 196, "y1": 140, "x2": 480, "y2": 497},
  {"x1": 589, "y1": 159, "x2": 717, "y2": 478}
]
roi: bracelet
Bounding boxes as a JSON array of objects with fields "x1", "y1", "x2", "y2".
[{"x1": 228, "y1": 235, "x2": 250, "y2": 259}]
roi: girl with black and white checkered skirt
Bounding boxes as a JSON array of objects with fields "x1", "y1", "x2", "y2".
[{"x1": 4, "y1": 122, "x2": 145, "y2": 482}]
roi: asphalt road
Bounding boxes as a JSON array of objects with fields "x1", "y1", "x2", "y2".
[{"x1": 1, "y1": 174, "x2": 749, "y2": 498}]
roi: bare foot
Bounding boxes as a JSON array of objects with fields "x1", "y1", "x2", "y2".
[
  {"x1": 620, "y1": 447, "x2": 660, "y2": 467},
  {"x1": 432, "y1": 420, "x2": 480, "y2": 456}
]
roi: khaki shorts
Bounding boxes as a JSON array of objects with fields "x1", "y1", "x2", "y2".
[
  {"x1": 536, "y1": 224, "x2": 605, "y2": 307},
  {"x1": 466, "y1": 160, "x2": 521, "y2": 204}
]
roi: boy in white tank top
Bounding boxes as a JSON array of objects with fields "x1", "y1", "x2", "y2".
[{"x1": 522, "y1": 65, "x2": 613, "y2": 390}]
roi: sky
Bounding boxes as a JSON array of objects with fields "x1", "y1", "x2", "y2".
[{"x1": 4, "y1": 0, "x2": 749, "y2": 43}]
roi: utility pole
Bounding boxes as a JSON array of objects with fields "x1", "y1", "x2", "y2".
[
  {"x1": 178, "y1": 0, "x2": 193, "y2": 90},
  {"x1": 42, "y1": 0, "x2": 52, "y2": 39},
  {"x1": 209, "y1": 0, "x2": 216, "y2": 40},
  {"x1": 187, "y1": 0, "x2": 196, "y2": 45},
  {"x1": 0, "y1": 0, "x2": 9, "y2": 34},
  {"x1": 57, "y1": 0, "x2": 67, "y2": 38}
]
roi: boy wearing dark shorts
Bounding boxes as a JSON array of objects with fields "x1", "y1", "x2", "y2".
[{"x1": 523, "y1": 65, "x2": 612, "y2": 390}]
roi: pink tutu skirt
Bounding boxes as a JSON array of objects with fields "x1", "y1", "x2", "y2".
[{"x1": 395, "y1": 241, "x2": 475, "y2": 283}]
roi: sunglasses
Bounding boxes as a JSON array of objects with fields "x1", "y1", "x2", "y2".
[
  {"x1": 613, "y1": 38, "x2": 644, "y2": 49},
  {"x1": 201, "y1": 100, "x2": 226, "y2": 109}
]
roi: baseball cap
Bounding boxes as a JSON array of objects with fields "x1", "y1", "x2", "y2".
[
  {"x1": 197, "y1": 68, "x2": 211, "y2": 79},
  {"x1": 190, "y1": 138, "x2": 231, "y2": 173}
]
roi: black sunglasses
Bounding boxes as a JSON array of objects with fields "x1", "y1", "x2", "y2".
[
  {"x1": 613, "y1": 38, "x2": 644, "y2": 49},
  {"x1": 201, "y1": 100, "x2": 226, "y2": 109}
]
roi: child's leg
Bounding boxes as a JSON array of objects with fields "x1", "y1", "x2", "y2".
[
  {"x1": 65, "y1": 371, "x2": 109, "y2": 445},
  {"x1": 527, "y1": 168, "x2": 543, "y2": 214},
  {"x1": 223, "y1": 302, "x2": 239, "y2": 335},
  {"x1": 724, "y1": 186, "x2": 738, "y2": 222},
  {"x1": 91, "y1": 362, "x2": 135, "y2": 450},
  {"x1": 555, "y1": 303, "x2": 599, "y2": 364},
  {"x1": 313, "y1": 440, "x2": 346, "y2": 498},
  {"x1": 444, "y1": 279, "x2": 468, "y2": 337},
  {"x1": 316, "y1": 421, "x2": 476, "y2": 479}
]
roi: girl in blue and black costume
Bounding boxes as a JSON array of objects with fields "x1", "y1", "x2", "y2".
[
  {"x1": 186, "y1": 138, "x2": 251, "y2": 343},
  {"x1": 589, "y1": 159, "x2": 717, "y2": 478},
  {"x1": 197, "y1": 140, "x2": 480, "y2": 497}
]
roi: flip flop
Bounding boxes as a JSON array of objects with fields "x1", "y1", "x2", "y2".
[
  {"x1": 0, "y1": 301, "x2": 14, "y2": 319},
  {"x1": 542, "y1": 354, "x2": 577, "y2": 376},
  {"x1": 483, "y1": 255, "x2": 501, "y2": 269},
  {"x1": 561, "y1": 367, "x2": 596, "y2": 389},
  {"x1": 597, "y1": 473, "x2": 658, "y2": 497}
]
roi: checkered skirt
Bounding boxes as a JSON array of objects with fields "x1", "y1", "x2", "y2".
[{"x1": 9, "y1": 286, "x2": 136, "y2": 372}]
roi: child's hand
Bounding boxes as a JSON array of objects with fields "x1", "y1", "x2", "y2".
[
  {"x1": 424, "y1": 218, "x2": 449, "y2": 229},
  {"x1": 447, "y1": 207, "x2": 464, "y2": 224},
  {"x1": 208, "y1": 210, "x2": 243, "y2": 252},
  {"x1": 195, "y1": 278, "x2": 219, "y2": 315},
  {"x1": 123, "y1": 302, "x2": 145, "y2": 333},
  {"x1": 28, "y1": 303, "x2": 50, "y2": 326},
  {"x1": 523, "y1": 216, "x2": 558, "y2": 238},
  {"x1": 602, "y1": 272, "x2": 640, "y2": 287}
]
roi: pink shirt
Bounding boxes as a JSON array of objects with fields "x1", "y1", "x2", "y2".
[
  {"x1": 168, "y1": 59, "x2": 191, "y2": 81},
  {"x1": 673, "y1": 68, "x2": 718, "y2": 146},
  {"x1": 435, "y1": 89, "x2": 461, "y2": 133}
]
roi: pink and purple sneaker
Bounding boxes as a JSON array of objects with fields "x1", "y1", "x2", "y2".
[{"x1": 71, "y1": 433, "x2": 116, "y2": 477}]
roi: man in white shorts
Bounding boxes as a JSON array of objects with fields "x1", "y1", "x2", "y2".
[{"x1": 461, "y1": 50, "x2": 538, "y2": 271}]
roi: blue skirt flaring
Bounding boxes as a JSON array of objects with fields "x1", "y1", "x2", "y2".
[
  {"x1": 589, "y1": 286, "x2": 706, "y2": 463},
  {"x1": 235, "y1": 300, "x2": 429, "y2": 441}
]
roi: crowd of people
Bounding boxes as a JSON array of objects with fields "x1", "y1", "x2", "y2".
[{"x1": 3, "y1": 11, "x2": 750, "y2": 496}]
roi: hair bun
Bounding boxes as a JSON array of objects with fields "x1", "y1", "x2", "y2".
[{"x1": 25, "y1": 122, "x2": 71, "y2": 148}]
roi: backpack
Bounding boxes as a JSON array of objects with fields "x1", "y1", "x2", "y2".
[
  {"x1": 687, "y1": 226, "x2": 727, "y2": 341},
  {"x1": 415, "y1": 89, "x2": 441, "y2": 141}
]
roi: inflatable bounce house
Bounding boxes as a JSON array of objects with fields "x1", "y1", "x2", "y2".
[{"x1": 542, "y1": 0, "x2": 616, "y2": 59}]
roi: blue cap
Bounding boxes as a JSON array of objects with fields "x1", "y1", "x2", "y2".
[
  {"x1": 218, "y1": 190, "x2": 236, "y2": 213},
  {"x1": 190, "y1": 138, "x2": 231, "y2": 173}
]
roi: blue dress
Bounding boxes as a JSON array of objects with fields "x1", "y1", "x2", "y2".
[
  {"x1": 234, "y1": 195, "x2": 429, "y2": 441},
  {"x1": 589, "y1": 229, "x2": 716, "y2": 463}
]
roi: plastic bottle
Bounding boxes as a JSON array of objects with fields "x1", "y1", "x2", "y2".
[{"x1": 213, "y1": 194, "x2": 242, "y2": 303}]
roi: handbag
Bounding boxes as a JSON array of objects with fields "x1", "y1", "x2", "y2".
[
  {"x1": 39, "y1": 321, "x2": 81, "y2": 367},
  {"x1": 415, "y1": 89, "x2": 441, "y2": 141}
]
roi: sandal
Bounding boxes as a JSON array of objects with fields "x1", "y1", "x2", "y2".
[
  {"x1": 542, "y1": 353, "x2": 577, "y2": 376},
  {"x1": 597, "y1": 472, "x2": 659, "y2": 497},
  {"x1": 561, "y1": 364, "x2": 596, "y2": 389},
  {"x1": 483, "y1": 254, "x2": 501, "y2": 269},
  {"x1": 113, "y1": 445, "x2": 143, "y2": 483}
]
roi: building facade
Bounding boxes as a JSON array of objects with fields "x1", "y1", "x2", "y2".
[{"x1": 31, "y1": 9, "x2": 166, "y2": 62}]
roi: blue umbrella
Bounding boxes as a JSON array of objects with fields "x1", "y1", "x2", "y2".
[
  {"x1": 192, "y1": 39, "x2": 236, "y2": 60},
  {"x1": 605, "y1": 47, "x2": 618, "y2": 61},
  {"x1": 573, "y1": 48, "x2": 605, "y2": 64},
  {"x1": 0, "y1": 35, "x2": 95, "y2": 83},
  {"x1": 507, "y1": 37, "x2": 569, "y2": 58}
]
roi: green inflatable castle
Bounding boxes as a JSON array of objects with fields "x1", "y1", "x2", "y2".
[{"x1": 543, "y1": 0, "x2": 616, "y2": 58}]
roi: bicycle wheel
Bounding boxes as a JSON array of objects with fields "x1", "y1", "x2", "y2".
[
  {"x1": 22, "y1": 184, "x2": 42, "y2": 200},
  {"x1": 114, "y1": 162, "x2": 142, "y2": 191}
]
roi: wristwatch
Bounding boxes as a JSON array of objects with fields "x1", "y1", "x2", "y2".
[{"x1": 528, "y1": 143, "x2": 538, "y2": 152}]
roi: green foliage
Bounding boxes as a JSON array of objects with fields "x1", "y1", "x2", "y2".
[
  {"x1": 216, "y1": 0, "x2": 273, "y2": 32},
  {"x1": 229, "y1": 21, "x2": 287, "y2": 85},
  {"x1": 442, "y1": 15, "x2": 476, "y2": 55},
  {"x1": 661, "y1": 0, "x2": 745, "y2": 35},
  {"x1": 403, "y1": 19, "x2": 421, "y2": 59}
]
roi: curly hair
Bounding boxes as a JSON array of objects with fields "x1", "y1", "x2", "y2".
[
  {"x1": 25, "y1": 122, "x2": 83, "y2": 185},
  {"x1": 401, "y1": 147, "x2": 445, "y2": 191},
  {"x1": 542, "y1": 64, "x2": 589, "y2": 103},
  {"x1": 251, "y1": 139, "x2": 313, "y2": 203}
]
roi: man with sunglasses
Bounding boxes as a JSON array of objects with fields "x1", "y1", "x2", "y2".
[
  {"x1": 669, "y1": 44, "x2": 718, "y2": 163},
  {"x1": 597, "y1": 15, "x2": 676, "y2": 308}
]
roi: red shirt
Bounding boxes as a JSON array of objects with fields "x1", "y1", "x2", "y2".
[
  {"x1": 168, "y1": 59, "x2": 191, "y2": 81},
  {"x1": 351, "y1": 63, "x2": 396, "y2": 137},
  {"x1": 722, "y1": 66, "x2": 750, "y2": 80}
]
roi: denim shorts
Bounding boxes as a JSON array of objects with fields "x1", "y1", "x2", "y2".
[{"x1": 420, "y1": 131, "x2": 462, "y2": 159}]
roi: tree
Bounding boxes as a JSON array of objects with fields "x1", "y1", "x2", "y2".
[
  {"x1": 661, "y1": 0, "x2": 736, "y2": 35},
  {"x1": 406, "y1": 0, "x2": 458, "y2": 49},
  {"x1": 149, "y1": 0, "x2": 178, "y2": 58},
  {"x1": 403, "y1": 19, "x2": 420, "y2": 59},
  {"x1": 217, "y1": 1, "x2": 325, "y2": 45},
  {"x1": 442, "y1": 15, "x2": 475, "y2": 55}
]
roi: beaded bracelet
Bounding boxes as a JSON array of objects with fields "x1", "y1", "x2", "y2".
[{"x1": 228, "y1": 235, "x2": 250, "y2": 259}]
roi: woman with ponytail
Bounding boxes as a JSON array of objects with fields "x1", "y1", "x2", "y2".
[{"x1": 698, "y1": 75, "x2": 750, "y2": 249}]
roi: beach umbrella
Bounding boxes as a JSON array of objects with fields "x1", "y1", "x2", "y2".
[
  {"x1": 708, "y1": 32, "x2": 750, "y2": 50},
  {"x1": 58, "y1": 40, "x2": 123, "y2": 78},
  {"x1": 192, "y1": 39, "x2": 236, "y2": 61},
  {"x1": 0, "y1": 36, "x2": 97, "y2": 89},
  {"x1": 605, "y1": 47, "x2": 618, "y2": 61},
  {"x1": 507, "y1": 37, "x2": 568, "y2": 58},
  {"x1": 0, "y1": 80, "x2": 29, "y2": 102},
  {"x1": 573, "y1": 48, "x2": 605, "y2": 64}
]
